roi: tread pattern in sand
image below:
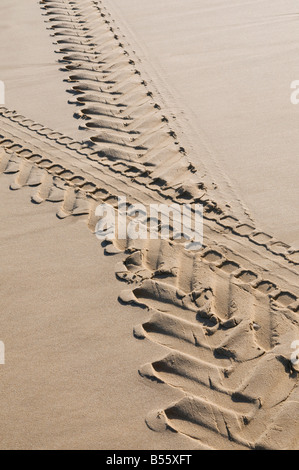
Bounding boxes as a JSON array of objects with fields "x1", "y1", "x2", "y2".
[
  {"x1": 38, "y1": 0, "x2": 299, "y2": 267},
  {"x1": 1, "y1": 107, "x2": 298, "y2": 448},
  {"x1": 1, "y1": 105, "x2": 299, "y2": 450},
  {"x1": 0, "y1": 0, "x2": 297, "y2": 451},
  {"x1": 116, "y1": 238, "x2": 299, "y2": 449}
]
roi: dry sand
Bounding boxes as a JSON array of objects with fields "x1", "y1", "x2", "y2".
[
  {"x1": 106, "y1": 0, "x2": 299, "y2": 247},
  {"x1": 0, "y1": 174, "x2": 196, "y2": 450},
  {"x1": 0, "y1": 0, "x2": 298, "y2": 450}
]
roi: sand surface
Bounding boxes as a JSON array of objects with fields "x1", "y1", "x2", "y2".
[
  {"x1": 0, "y1": 0, "x2": 89, "y2": 139},
  {"x1": 0, "y1": 0, "x2": 298, "y2": 450},
  {"x1": 105, "y1": 0, "x2": 299, "y2": 246},
  {"x1": 0, "y1": 175, "x2": 198, "y2": 450}
]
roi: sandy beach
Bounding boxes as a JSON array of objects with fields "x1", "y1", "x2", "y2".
[{"x1": 0, "y1": 0, "x2": 298, "y2": 450}]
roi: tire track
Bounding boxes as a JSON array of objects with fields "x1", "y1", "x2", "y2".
[
  {"x1": 118, "y1": 238, "x2": 299, "y2": 449},
  {"x1": 1, "y1": 113, "x2": 298, "y2": 448},
  {"x1": 0, "y1": 0, "x2": 297, "y2": 450},
  {"x1": 39, "y1": 0, "x2": 299, "y2": 267}
]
